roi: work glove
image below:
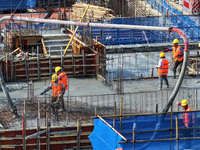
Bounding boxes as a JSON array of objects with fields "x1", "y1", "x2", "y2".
[
  {"x1": 40, "y1": 92, "x2": 44, "y2": 95},
  {"x1": 163, "y1": 49, "x2": 169, "y2": 52},
  {"x1": 178, "y1": 53, "x2": 183, "y2": 56},
  {"x1": 178, "y1": 102, "x2": 181, "y2": 106}
]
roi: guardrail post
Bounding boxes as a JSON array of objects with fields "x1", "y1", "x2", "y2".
[
  {"x1": 76, "y1": 119, "x2": 81, "y2": 150},
  {"x1": 82, "y1": 50, "x2": 85, "y2": 76},
  {"x1": 37, "y1": 46, "x2": 40, "y2": 80},
  {"x1": 37, "y1": 99, "x2": 41, "y2": 150},
  {"x1": 49, "y1": 47, "x2": 52, "y2": 79}
]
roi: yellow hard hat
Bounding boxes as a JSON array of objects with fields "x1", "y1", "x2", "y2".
[
  {"x1": 181, "y1": 99, "x2": 188, "y2": 106},
  {"x1": 51, "y1": 74, "x2": 58, "y2": 82},
  {"x1": 160, "y1": 52, "x2": 165, "y2": 57},
  {"x1": 173, "y1": 39, "x2": 179, "y2": 44},
  {"x1": 55, "y1": 66, "x2": 62, "y2": 73}
]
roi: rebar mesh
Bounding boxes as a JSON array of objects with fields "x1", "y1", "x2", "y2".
[{"x1": 0, "y1": 88, "x2": 199, "y2": 129}]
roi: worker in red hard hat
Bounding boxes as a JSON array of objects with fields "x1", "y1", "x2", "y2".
[
  {"x1": 156, "y1": 52, "x2": 169, "y2": 90},
  {"x1": 55, "y1": 66, "x2": 68, "y2": 111},
  {"x1": 163, "y1": 39, "x2": 184, "y2": 79},
  {"x1": 178, "y1": 99, "x2": 194, "y2": 137}
]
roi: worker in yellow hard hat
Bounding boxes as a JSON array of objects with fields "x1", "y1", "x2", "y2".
[
  {"x1": 163, "y1": 39, "x2": 184, "y2": 79},
  {"x1": 178, "y1": 99, "x2": 194, "y2": 141},
  {"x1": 55, "y1": 66, "x2": 68, "y2": 111},
  {"x1": 156, "y1": 52, "x2": 169, "y2": 90},
  {"x1": 55, "y1": 66, "x2": 68, "y2": 90},
  {"x1": 40, "y1": 74, "x2": 65, "y2": 118}
]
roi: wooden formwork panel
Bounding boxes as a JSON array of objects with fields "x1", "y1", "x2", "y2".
[
  {"x1": 6, "y1": 54, "x2": 97, "y2": 81},
  {"x1": 0, "y1": 125, "x2": 93, "y2": 150}
]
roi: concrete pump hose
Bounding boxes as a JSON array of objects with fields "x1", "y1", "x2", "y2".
[{"x1": 140, "y1": 27, "x2": 188, "y2": 150}]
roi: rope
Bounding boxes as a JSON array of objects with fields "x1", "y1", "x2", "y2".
[{"x1": 11, "y1": 0, "x2": 24, "y2": 15}]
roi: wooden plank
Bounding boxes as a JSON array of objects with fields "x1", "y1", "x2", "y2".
[
  {"x1": 41, "y1": 38, "x2": 47, "y2": 54},
  {"x1": 63, "y1": 4, "x2": 90, "y2": 55},
  {"x1": 1, "y1": 139, "x2": 91, "y2": 147},
  {"x1": 10, "y1": 48, "x2": 21, "y2": 55}
]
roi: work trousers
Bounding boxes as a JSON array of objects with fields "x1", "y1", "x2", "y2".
[
  {"x1": 159, "y1": 75, "x2": 169, "y2": 88},
  {"x1": 182, "y1": 125, "x2": 193, "y2": 149},
  {"x1": 51, "y1": 95, "x2": 63, "y2": 118},
  {"x1": 173, "y1": 60, "x2": 183, "y2": 72}
]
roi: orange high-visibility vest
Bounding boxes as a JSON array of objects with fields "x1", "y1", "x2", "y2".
[
  {"x1": 158, "y1": 59, "x2": 169, "y2": 75},
  {"x1": 172, "y1": 46, "x2": 184, "y2": 61},
  {"x1": 183, "y1": 106, "x2": 194, "y2": 127},
  {"x1": 59, "y1": 72, "x2": 68, "y2": 90},
  {"x1": 51, "y1": 80, "x2": 63, "y2": 97}
]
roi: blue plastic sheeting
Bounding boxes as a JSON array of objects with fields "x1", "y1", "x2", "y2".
[
  {"x1": 76, "y1": 0, "x2": 200, "y2": 45},
  {"x1": 146, "y1": 0, "x2": 183, "y2": 16},
  {"x1": 76, "y1": 15, "x2": 200, "y2": 45},
  {"x1": 88, "y1": 119, "x2": 123, "y2": 150},
  {"x1": 0, "y1": 0, "x2": 37, "y2": 11},
  {"x1": 145, "y1": 0, "x2": 199, "y2": 41},
  {"x1": 90, "y1": 112, "x2": 200, "y2": 150}
]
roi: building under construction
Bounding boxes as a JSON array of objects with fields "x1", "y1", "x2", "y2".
[{"x1": 0, "y1": 0, "x2": 200, "y2": 149}]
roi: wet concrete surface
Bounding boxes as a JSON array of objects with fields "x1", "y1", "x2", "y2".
[{"x1": 1, "y1": 75, "x2": 200, "y2": 99}]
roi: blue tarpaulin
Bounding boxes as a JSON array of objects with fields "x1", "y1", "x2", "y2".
[
  {"x1": 89, "y1": 112, "x2": 200, "y2": 150},
  {"x1": 88, "y1": 119, "x2": 123, "y2": 150},
  {"x1": 0, "y1": 0, "x2": 37, "y2": 11}
]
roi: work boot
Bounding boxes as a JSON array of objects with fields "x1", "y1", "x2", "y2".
[
  {"x1": 58, "y1": 105, "x2": 65, "y2": 112},
  {"x1": 173, "y1": 71, "x2": 176, "y2": 79},
  {"x1": 158, "y1": 85, "x2": 162, "y2": 90},
  {"x1": 12, "y1": 114, "x2": 21, "y2": 119},
  {"x1": 58, "y1": 108, "x2": 64, "y2": 112}
]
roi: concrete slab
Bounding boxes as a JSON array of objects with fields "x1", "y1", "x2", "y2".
[
  {"x1": 0, "y1": 75, "x2": 200, "y2": 99},
  {"x1": 0, "y1": 77, "x2": 118, "y2": 99},
  {"x1": 168, "y1": 1, "x2": 184, "y2": 13},
  {"x1": 123, "y1": 76, "x2": 200, "y2": 93},
  {"x1": 139, "y1": 0, "x2": 162, "y2": 16}
]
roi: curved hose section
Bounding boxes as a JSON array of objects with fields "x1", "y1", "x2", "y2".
[
  {"x1": 0, "y1": 16, "x2": 11, "y2": 24},
  {"x1": 163, "y1": 27, "x2": 188, "y2": 113},
  {"x1": 140, "y1": 27, "x2": 188, "y2": 150}
]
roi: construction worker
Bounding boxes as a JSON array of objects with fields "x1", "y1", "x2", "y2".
[
  {"x1": 40, "y1": 74, "x2": 65, "y2": 118},
  {"x1": 178, "y1": 99, "x2": 194, "y2": 137},
  {"x1": 156, "y1": 52, "x2": 169, "y2": 90},
  {"x1": 55, "y1": 66, "x2": 68, "y2": 110},
  {"x1": 163, "y1": 39, "x2": 184, "y2": 79}
]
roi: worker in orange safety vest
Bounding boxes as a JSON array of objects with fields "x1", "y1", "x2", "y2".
[
  {"x1": 55, "y1": 66, "x2": 68, "y2": 90},
  {"x1": 55, "y1": 66, "x2": 68, "y2": 111},
  {"x1": 178, "y1": 99, "x2": 194, "y2": 137},
  {"x1": 156, "y1": 52, "x2": 169, "y2": 90},
  {"x1": 40, "y1": 74, "x2": 65, "y2": 118},
  {"x1": 163, "y1": 39, "x2": 184, "y2": 79}
]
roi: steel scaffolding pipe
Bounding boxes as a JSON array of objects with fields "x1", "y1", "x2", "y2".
[{"x1": 0, "y1": 16, "x2": 188, "y2": 112}]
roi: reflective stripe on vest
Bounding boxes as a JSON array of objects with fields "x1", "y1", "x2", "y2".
[
  {"x1": 59, "y1": 72, "x2": 68, "y2": 90},
  {"x1": 172, "y1": 46, "x2": 184, "y2": 61},
  {"x1": 183, "y1": 106, "x2": 194, "y2": 127},
  {"x1": 158, "y1": 59, "x2": 169, "y2": 75},
  {"x1": 51, "y1": 80, "x2": 63, "y2": 97}
]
